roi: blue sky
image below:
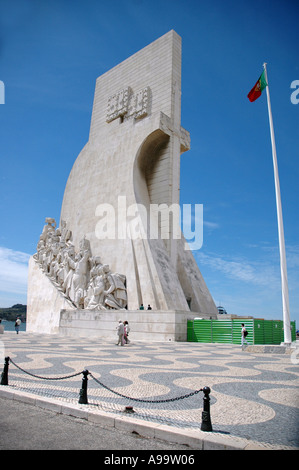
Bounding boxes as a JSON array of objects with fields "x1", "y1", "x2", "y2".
[{"x1": 0, "y1": 0, "x2": 298, "y2": 325}]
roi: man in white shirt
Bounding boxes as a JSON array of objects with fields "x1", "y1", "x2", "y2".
[{"x1": 241, "y1": 323, "x2": 249, "y2": 350}]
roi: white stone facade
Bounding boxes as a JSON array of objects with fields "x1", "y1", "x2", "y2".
[{"x1": 27, "y1": 31, "x2": 218, "y2": 340}]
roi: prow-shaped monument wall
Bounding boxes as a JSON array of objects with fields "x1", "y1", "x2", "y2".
[{"x1": 27, "y1": 30, "x2": 218, "y2": 341}]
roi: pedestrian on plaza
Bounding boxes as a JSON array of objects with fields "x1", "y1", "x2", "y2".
[
  {"x1": 147, "y1": 304, "x2": 152, "y2": 310},
  {"x1": 116, "y1": 320, "x2": 125, "y2": 346},
  {"x1": 0, "y1": 319, "x2": 4, "y2": 334},
  {"x1": 15, "y1": 317, "x2": 21, "y2": 334},
  {"x1": 124, "y1": 320, "x2": 130, "y2": 344},
  {"x1": 139, "y1": 304, "x2": 144, "y2": 310},
  {"x1": 241, "y1": 323, "x2": 249, "y2": 350}
]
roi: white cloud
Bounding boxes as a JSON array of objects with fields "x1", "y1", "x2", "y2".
[
  {"x1": 0, "y1": 247, "x2": 31, "y2": 296},
  {"x1": 194, "y1": 245, "x2": 299, "y2": 320},
  {"x1": 203, "y1": 220, "x2": 220, "y2": 230},
  {"x1": 194, "y1": 251, "x2": 280, "y2": 288},
  {"x1": 285, "y1": 245, "x2": 299, "y2": 269}
]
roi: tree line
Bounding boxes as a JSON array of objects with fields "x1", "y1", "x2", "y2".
[{"x1": 0, "y1": 304, "x2": 27, "y2": 322}]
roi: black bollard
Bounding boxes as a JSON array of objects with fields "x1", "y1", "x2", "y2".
[
  {"x1": 1, "y1": 356, "x2": 10, "y2": 386},
  {"x1": 78, "y1": 369, "x2": 89, "y2": 404},
  {"x1": 201, "y1": 386, "x2": 213, "y2": 432}
]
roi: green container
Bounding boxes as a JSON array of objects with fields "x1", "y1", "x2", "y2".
[
  {"x1": 264, "y1": 320, "x2": 274, "y2": 344},
  {"x1": 187, "y1": 320, "x2": 194, "y2": 342},
  {"x1": 291, "y1": 321, "x2": 296, "y2": 341},
  {"x1": 187, "y1": 318, "x2": 296, "y2": 345},
  {"x1": 212, "y1": 319, "x2": 232, "y2": 343},
  {"x1": 193, "y1": 319, "x2": 212, "y2": 342},
  {"x1": 254, "y1": 319, "x2": 264, "y2": 344},
  {"x1": 272, "y1": 320, "x2": 283, "y2": 344}
]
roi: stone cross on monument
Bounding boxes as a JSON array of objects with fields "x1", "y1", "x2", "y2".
[{"x1": 27, "y1": 31, "x2": 218, "y2": 341}]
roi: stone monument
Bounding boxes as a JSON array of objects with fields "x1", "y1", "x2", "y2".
[{"x1": 27, "y1": 30, "x2": 218, "y2": 341}]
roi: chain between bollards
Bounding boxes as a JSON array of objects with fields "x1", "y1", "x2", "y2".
[
  {"x1": 1, "y1": 356, "x2": 213, "y2": 431},
  {"x1": 1, "y1": 356, "x2": 10, "y2": 386}
]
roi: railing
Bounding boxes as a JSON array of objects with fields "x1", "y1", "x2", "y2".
[{"x1": 1, "y1": 356, "x2": 213, "y2": 432}]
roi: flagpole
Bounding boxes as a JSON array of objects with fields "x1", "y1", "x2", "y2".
[{"x1": 263, "y1": 63, "x2": 292, "y2": 344}]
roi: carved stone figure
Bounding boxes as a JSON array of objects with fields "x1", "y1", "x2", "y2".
[
  {"x1": 104, "y1": 266, "x2": 127, "y2": 310},
  {"x1": 59, "y1": 219, "x2": 72, "y2": 245},
  {"x1": 34, "y1": 218, "x2": 127, "y2": 311},
  {"x1": 86, "y1": 265, "x2": 106, "y2": 310},
  {"x1": 71, "y1": 247, "x2": 90, "y2": 308},
  {"x1": 62, "y1": 246, "x2": 76, "y2": 297},
  {"x1": 39, "y1": 218, "x2": 56, "y2": 243}
]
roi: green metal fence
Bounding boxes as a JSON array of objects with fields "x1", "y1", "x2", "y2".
[
  {"x1": 212, "y1": 319, "x2": 232, "y2": 343},
  {"x1": 187, "y1": 318, "x2": 296, "y2": 345},
  {"x1": 253, "y1": 319, "x2": 264, "y2": 344},
  {"x1": 188, "y1": 318, "x2": 212, "y2": 343}
]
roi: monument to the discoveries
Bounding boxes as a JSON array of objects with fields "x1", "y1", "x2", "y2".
[{"x1": 27, "y1": 30, "x2": 218, "y2": 341}]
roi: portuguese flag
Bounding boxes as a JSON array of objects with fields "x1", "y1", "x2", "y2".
[{"x1": 247, "y1": 69, "x2": 268, "y2": 102}]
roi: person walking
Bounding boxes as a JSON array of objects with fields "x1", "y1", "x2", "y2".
[
  {"x1": 241, "y1": 323, "x2": 249, "y2": 350},
  {"x1": 116, "y1": 320, "x2": 125, "y2": 346},
  {"x1": 124, "y1": 320, "x2": 130, "y2": 344}
]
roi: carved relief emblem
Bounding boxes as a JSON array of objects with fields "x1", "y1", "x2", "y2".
[
  {"x1": 106, "y1": 86, "x2": 150, "y2": 123},
  {"x1": 106, "y1": 87, "x2": 131, "y2": 123}
]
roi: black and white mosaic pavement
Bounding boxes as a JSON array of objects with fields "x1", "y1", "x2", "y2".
[{"x1": 1, "y1": 332, "x2": 298, "y2": 449}]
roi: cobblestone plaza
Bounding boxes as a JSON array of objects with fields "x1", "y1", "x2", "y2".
[{"x1": 1, "y1": 331, "x2": 298, "y2": 450}]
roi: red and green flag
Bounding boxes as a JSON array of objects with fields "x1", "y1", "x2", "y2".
[{"x1": 247, "y1": 69, "x2": 268, "y2": 102}]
